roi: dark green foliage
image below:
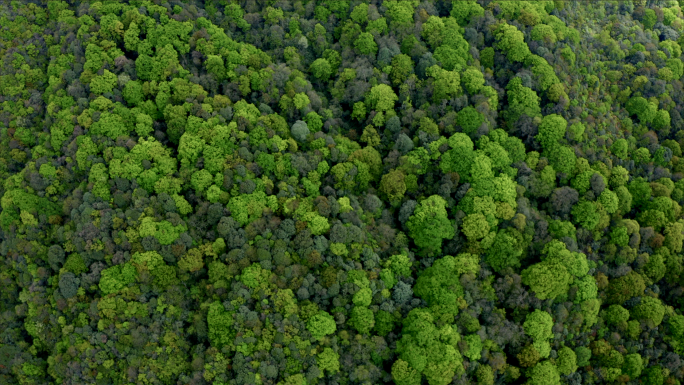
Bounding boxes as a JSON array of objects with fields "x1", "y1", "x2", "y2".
[{"x1": 1, "y1": 2, "x2": 683, "y2": 385}]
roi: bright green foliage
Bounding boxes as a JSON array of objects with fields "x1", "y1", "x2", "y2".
[
  {"x1": 604, "y1": 304, "x2": 630, "y2": 325},
  {"x1": 571, "y1": 200, "x2": 601, "y2": 230},
  {"x1": 88, "y1": 163, "x2": 110, "y2": 200},
  {"x1": 568, "y1": 122, "x2": 586, "y2": 141},
  {"x1": 123, "y1": 80, "x2": 144, "y2": 106},
  {"x1": 366, "y1": 84, "x2": 398, "y2": 112},
  {"x1": 392, "y1": 308, "x2": 464, "y2": 385},
  {"x1": 546, "y1": 145, "x2": 577, "y2": 175},
  {"x1": 63, "y1": 254, "x2": 87, "y2": 275},
  {"x1": 461, "y1": 67, "x2": 485, "y2": 94},
  {"x1": 354, "y1": 32, "x2": 377, "y2": 55},
  {"x1": 630, "y1": 296, "x2": 665, "y2": 326},
  {"x1": 486, "y1": 228, "x2": 524, "y2": 272},
  {"x1": 622, "y1": 353, "x2": 643, "y2": 379},
  {"x1": 643, "y1": 8, "x2": 657, "y2": 29},
  {"x1": 317, "y1": 348, "x2": 340, "y2": 375},
  {"x1": 205, "y1": 55, "x2": 225, "y2": 79},
  {"x1": 557, "y1": 347, "x2": 578, "y2": 375},
  {"x1": 462, "y1": 334, "x2": 483, "y2": 360},
  {"x1": 350, "y1": 306, "x2": 375, "y2": 334},
  {"x1": 433, "y1": 21, "x2": 471, "y2": 71},
  {"x1": 99, "y1": 263, "x2": 137, "y2": 295},
  {"x1": 191, "y1": 169, "x2": 213, "y2": 193},
  {"x1": 389, "y1": 253, "x2": 413, "y2": 277},
  {"x1": 494, "y1": 23, "x2": 531, "y2": 62},
  {"x1": 225, "y1": 3, "x2": 251, "y2": 29},
  {"x1": 352, "y1": 287, "x2": 372, "y2": 307},
  {"x1": 427, "y1": 65, "x2": 461, "y2": 101},
  {"x1": 307, "y1": 311, "x2": 336, "y2": 340},
  {"x1": 90, "y1": 69, "x2": 117, "y2": 94},
  {"x1": 522, "y1": 257, "x2": 572, "y2": 300},
  {"x1": 414, "y1": 255, "x2": 465, "y2": 318},
  {"x1": 505, "y1": 77, "x2": 541, "y2": 126},
  {"x1": 135, "y1": 44, "x2": 181, "y2": 81},
  {"x1": 310, "y1": 58, "x2": 332, "y2": 81},
  {"x1": 626, "y1": 96, "x2": 657, "y2": 125},
  {"x1": 131, "y1": 251, "x2": 164, "y2": 273},
  {"x1": 461, "y1": 213, "x2": 490, "y2": 240},
  {"x1": 598, "y1": 189, "x2": 619, "y2": 214},
  {"x1": 350, "y1": 3, "x2": 369, "y2": 24},
  {"x1": 440, "y1": 133, "x2": 475, "y2": 177},
  {"x1": 528, "y1": 361, "x2": 560, "y2": 385},
  {"x1": 531, "y1": 24, "x2": 556, "y2": 43},
  {"x1": 458, "y1": 106, "x2": 485, "y2": 135},
  {"x1": 227, "y1": 191, "x2": 278, "y2": 226},
  {"x1": 536, "y1": 114, "x2": 567, "y2": 149},
  {"x1": 421, "y1": 16, "x2": 445, "y2": 48},
  {"x1": 207, "y1": 301, "x2": 235, "y2": 349},
  {"x1": 384, "y1": 0, "x2": 416, "y2": 28},
  {"x1": 611, "y1": 138, "x2": 628, "y2": 159},
  {"x1": 450, "y1": 1, "x2": 484, "y2": 26},
  {"x1": 523, "y1": 310, "x2": 554, "y2": 341},
  {"x1": 407, "y1": 195, "x2": 455, "y2": 254}
]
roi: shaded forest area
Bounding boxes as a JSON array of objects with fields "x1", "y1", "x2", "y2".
[{"x1": 2, "y1": 1, "x2": 684, "y2": 384}]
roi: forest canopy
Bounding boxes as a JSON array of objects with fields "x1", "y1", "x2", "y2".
[{"x1": 3, "y1": 1, "x2": 684, "y2": 385}]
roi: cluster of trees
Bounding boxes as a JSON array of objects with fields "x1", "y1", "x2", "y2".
[{"x1": 3, "y1": 0, "x2": 684, "y2": 384}]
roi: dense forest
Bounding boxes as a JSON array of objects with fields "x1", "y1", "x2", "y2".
[{"x1": 4, "y1": 0, "x2": 684, "y2": 384}]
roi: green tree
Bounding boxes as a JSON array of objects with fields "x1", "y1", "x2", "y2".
[
  {"x1": 317, "y1": 348, "x2": 340, "y2": 375},
  {"x1": 643, "y1": 8, "x2": 657, "y2": 29},
  {"x1": 355, "y1": 32, "x2": 377, "y2": 55},
  {"x1": 450, "y1": 1, "x2": 484, "y2": 26},
  {"x1": 611, "y1": 138, "x2": 629, "y2": 159},
  {"x1": 379, "y1": 169, "x2": 407, "y2": 202},
  {"x1": 350, "y1": 306, "x2": 375, "y2": 334},
  {"x1": 494, "y1": 22, "x2": 531, "y2": 62},
  {"x1": 522, "y1": 259, "x2": 572, "y2": 300},
  {"x1": 205, "y1": 55, "x2": 225, "y2": 79},
  {"x1": 307, "y1": 311, "x2": 336, "y2": 340},
  {"x1": 557, "y1": 347, "x2": 578, "y2": 375},
  {"x1": 461, "y1": 67, "x2": 485, "y2": 94},
  {"x1": 486, "y1": 228, "x2": 524, "y2": 272},
  {"x1": 207, "y1": 301, "x2": 235, "y2": 349},
  {"x1": 536, "y1": 114, "x2": 567, "y2": 150},
  {"x1": 90, "y1": 69, "x2": 117, "y2": 94},
  {"x1": 310, "y1": 58, "x2": 332, "y2": 81},
  {"x1": 350, "y1": 3, "x2": 368, "y2": 24},
  {"x1": 427, "y1": 65, "x2": 461, "y2": 102},
  {"x1": 523, "y1": 310, "x2": 554, "y2": 341},
  {"x1": 528, "y1": 361, "x2": 561, "y2": 385},
  {"x1": 391, "y1": 54, "x2": 414, "y2": 86},
  {"x1": 366, "y1": 84, "x2": 398, "y2": 112},
  {"x1": 392, "y1": 308, "x2": 464, "y2": 385},
  {"x1": 461, "y1": 213, "x2": 490, "y2": 240},
  {"x1": 505, "y1": 77, "x2": 541, "y2": 127},
  {"x1": 407, "y1": 195, "x2": 455, "y2": 254},
  {"x1": 607, "y1": 272, "x2": 645, "y2": 304},
  {"x1": 421, "y1": 16, "x2": 445, "y2": 48},
  {"x1": 458, "y1": 106, "x2": 485, "y2": 135},
  {"x1": 413, "y1": 255, "x2": 466, "y2": 319},
  {"x1": 630, "y1": 296, "x2": 665, "y2": 327},
  {"x1": 622, "y1": 353, "x2": 643, "y2": 379}
]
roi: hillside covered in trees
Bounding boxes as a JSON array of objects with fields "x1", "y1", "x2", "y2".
[{"x1": 4, "y1": 0, "x2": 684, "y2": 384}]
